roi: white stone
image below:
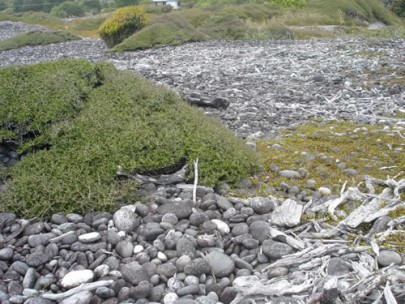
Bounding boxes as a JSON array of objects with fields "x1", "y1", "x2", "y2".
[
  {"x1": 133, "y1": 244, "x2": 144, "y2": 254},
  {"x1": 61, "y1": 270, "x2": 94, "y2": 289},
  {"x1": 157, "y1": 251, "x2": 168, "y2": 262},
  {"x1": 211, "y1": 219, "x2": 230, "y2": 235},
  {"x1": 163, "y1": 292, "x2": 178, "y2": 304},
  {"x1": 318, "y1": 187, "x2": 332, "y2": 196},
  {"x1": 78, "y1": 232, "x2": 101, "y2": 243},
  {"x1": 94, "y1": 264, "x2": 109, "y2": 278},
  {"x1": 60, "y1": 291, "x2": 93, "y2": 304},
  {"x1": 117, "y1": 231, "x2": 126, "y2": 238}
]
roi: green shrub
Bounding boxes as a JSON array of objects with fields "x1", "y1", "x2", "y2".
[
  {"x1": 0, "y1": 30, "x2": 81, "y2": 51},
  {"x1": 200, "y1": 15, "x2": 248, "y2": 40},
  {"x1": 390, "y1": 0, "x2": 405, "y2": 17},
  {"x1": 0, "y1": 59, "x2": 260, "y2": 218},
  {"x1": 113, "y1": 13, "x2": 207, "y2": 51},
  {"x1": 17, "y1": 11, "x2": 64, "y2": 27},
  {"x1": 51, "y1": 1, "x2": 85, "y2": 17},
  {"x1": 114, "y1": 0, "x2": 139, "y2": 8},
  {"x1": 99, "y1": 5, "x2": 149, "y2": 47}
]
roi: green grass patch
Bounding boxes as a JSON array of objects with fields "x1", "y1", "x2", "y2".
[
  {"x1": 0, "y1": 59, "x2": 260, "y2": 218},
  {"x1": 254, "y1": 120, "x2": 405, "y2": 196},
  {"x1": 0, "y1": 30, "x2": 80, "y2": 51}
]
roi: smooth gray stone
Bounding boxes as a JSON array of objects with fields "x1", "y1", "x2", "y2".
[
  {"x1": 95, "y1": 287, "x2": 115, "y2": 299},
  {"x1": 60, "y1": 290, "x2": 93, "y2": 304},
  {"x1": 278, "y1": 170, "x2": 301, "y2": 179},
  {"x1": 184, "y1": 258, "x2": 211, "y2": 276},
  {"x1": 0, "y1": 247, "x2": 13, "y2": 260},
  {"x1": 22, "y1": 268, "x2": 36, "y2": 289},
  {"x1": 231, "y1": 223, "x2": 249, "y2": 236},
  {"x1": 28, "y1": 233, "x2": 53, "y2": 247},
  {"x1": 116, "y1": 240, "x2": 134, "y2": 258},
  {"x1": 51, "y1": 214, "x2": 68, "y2": 225},
  {"x1": 205, "y1": 251, "x2": 235, "y2": 278},
  {"x1": 120, "y1": 262, "x2": 149, "y2": 285},
  {"x1": 262, "y1": 240, "x2": 294, "y2": 260},
  {"x1": 215, "y1": 195, "x2": 233, "y2": 211},
  {"x1": 249, "y1": 220, "x2": 270, "y2": 243},
  {"x1": 157, "y1": 200, "x2": 193, "y2": 220},
  {"x1": 26, "y1": 252, "x2": 50, "y2": 267},
  {"x1": 23, "y1": 222, "x2": 45, "y2": 236},
  {"x1": 176, "y1": 237, "x2": 197, "y2": 258},
  {"x1": 156, "y1": 262, "x2": 177, "y2": 277},
  {"x1": 266, "y1": 267, "x2": 289, "y2": 279},
  {"x1": 130, "y1": 281, "x2": 152, "y2": 299},
  {"x1": 377, "y1": 250, "x2": 402, "y2": 267},
  {"x1": 248, "y1": 197, "x2": 273, "y2": 214},
  {"x1": 327, "y1": 257, "x2": 351, "y2": 275}
]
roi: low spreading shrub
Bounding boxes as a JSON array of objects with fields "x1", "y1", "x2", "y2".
[
  {"x1": 113, "y1": 13, "x2": 206, "y2": 51},
  {"x1": 0, "y1": 30, "x2": 80, "y2": 51},
  {"x1": 269, "y1": 0, "x2": 306, "y2": 8},
  {"x1": 0, "y1": 59, "x2": 260, "y2": 218},
  {"x1": 99, "y1": 5, "x2": 149, "y2": 47},
  {"x1": 200, "y1": 15, "x2": 248, "y2": 40}
]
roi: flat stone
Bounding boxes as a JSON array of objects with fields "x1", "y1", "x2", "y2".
[
  {"x1": 120, "y1": 261, "x2": 149, "y2": 285},
  {"x1": 278, "y1": 170, "x2": 301, "y2": 179},
  {"x1": 157, "y1": 200, "x2": 193, "y2": 220},
  {"x1": 205, "y1": 251, "x2": 235, "y2": 278},
  {"x1": 78, "y1": 232, "x2": 101, "y2": 243},
  {"x1": 262, "y1": 239, "x2": 294, "y2": 260},
  {"x1": 61, "y1": 270, "x2": 94, "y2": 289},
  {"x1": 0, "y1": 247, "x2": 13, "y2": 260},
  {"x1": 377, "y1": 250, "x2": 402, "y2": 267},
  {"x1": 116, "y1": 240, "x2": 134, "y2": 258},
  {"x1": 327, "y1": 257, "x2": 351, "y2": 275}
]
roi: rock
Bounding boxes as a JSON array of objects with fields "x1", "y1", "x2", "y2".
[
  {"x1": 113, "y1": 208, "x2": 139, "y2": 232},
  {"x1": 163, "y1": 292, "x2": 179, "y2": 304},
  {"x1": 248, "y1": 197, "x2": 273, "y2": 214},
  {"x1": 184, "y1": 258, "x2": 211, "y2": 276},
  {"x1": 156, "y1": 262, "x2": 177, "y2": 277},
  {"x1": 262, "y1": 240, "x2": 294, "y2": 260},
  {"x1": 211, "y1": 219, "x2": 230, "y2": 235},
  {"x1": 130, "y1": 280, "x2": 152, "y2": 299},
  {"x1": 205, "y1": 251, "x2": 235, "y2": 278},
  {"x1": 216, "y1": 195, "x2": 233, "y2": 211},
  {"x1": 327, "y1": 257, "x2": 351, "y2": 275},
  {"x1": 318, "y1": 187, "x2": 332, "y2": 196},
  {"x1": 120, "y1": 262, "x2": 149, "y2": 285},
  {"x1": 177, "y1": 237, "x2": 197, "y2": 258},
  {"x1": 157, "y1": 200, "x2": 193, "y2": 219},
  {"x1": 51, "y1": 214, "x2": 68, "y2": 225},
  {"x1": 0, "y1": 247, "x2": 13, "y2": 260},
  {"x1": 116, "y1": 240, "x2": 134, "y2": 258},
  {"x1": 249, "y1": 220, "x2": 270, "y2": 243},
  {"x1": 377, "y1": 250, "x2": 402, "y2": 267},
  {"x1": 278, "y1": 170, "x2": 301, "y2": 179},
  {"x1": 266, "y1": 267, "x2": 289, "y2": 279},
  {"x1": 26, "y1": 252, "x2": 50, "y2": 267},
  {"x1": 61, "y1": 270, "x2": 94, "y2": 289},
  {"x1": 78, "y1": 232, "x2": 101, "y2": 243}
]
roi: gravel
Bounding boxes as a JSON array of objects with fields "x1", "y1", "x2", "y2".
[{"x1": 0, "y1": 21, "x2": 404, "y2": 304}]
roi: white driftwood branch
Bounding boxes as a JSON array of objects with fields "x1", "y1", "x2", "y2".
[
  {"x1": 42, "y1": 280, "x2": 114, "y2": 300},
  {"x1": 193, "y1": 158, "x2": 198, "y2": 204},
  {"x1": 268, "y1": 226, "x2": 305, "y2": 250}
]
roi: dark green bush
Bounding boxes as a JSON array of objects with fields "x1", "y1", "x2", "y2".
[
  {"x1": 113, "y1": 13, "x2": 207, "y2": 51},
  {"x1": 0, "y1": 30, "x2": 81, "y2": 51},
  {"x1": 0, "y1": 59, "x2": 260, "y2": 218},
  {"x1": 99, "y1": 5, "x2": 149, "y2": 48}
]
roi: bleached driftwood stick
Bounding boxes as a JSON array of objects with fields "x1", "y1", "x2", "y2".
[
  {"x1": 261, "y1": 243, "x2": 346, "y2": 272},
  {"x1": 271, "y1": 199, "x2": 303, "y2": 227},
  {"x1": 193, "y1": 158, "x2": 198, "y2": 204},
  {"x1": 42, "y1": 280, "x2": 114, "y2": 300},
  {"x1": 268, "y1": 226, "x2": 305, "y2": 250}
]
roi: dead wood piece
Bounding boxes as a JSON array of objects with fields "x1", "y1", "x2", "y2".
[
  {"x1": 230, "y1": 276, "x2": 312, "y2": 304},
  {"x1": 42, "y1": 280, "x2": 114, "y2": 300},
  {"x1": 261, "y1": 243, "x2": 346, "y2": 272},
  {"x1": 269, "y1": 226, "x2": 306, "y2": 250},
  {"x1": 271, "y1": 198, "x2": 303, "y2": 227},
  {"x1": 117, "y1": 164, "x2": 188, "y2": 185}
]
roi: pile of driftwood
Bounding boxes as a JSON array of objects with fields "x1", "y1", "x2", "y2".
[{"x1": 231, "y1": 177, "x2": 405, "y2": 304}]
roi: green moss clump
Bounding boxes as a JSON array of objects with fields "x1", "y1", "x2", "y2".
[
  {"x1": 0, "y1": 30, "x2": 80, "y2": 51},
  {"x1": 99, "y1": 5, "x2": 150, "y2": 48},
  {"x1": 0, "y1": 59, "x2": 260, "y2": 218}
]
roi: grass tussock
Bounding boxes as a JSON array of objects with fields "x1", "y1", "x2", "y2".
[
  {"x1": 0, "y1": 59, "x2": 260, "y2": 218},
  {"x1": 63, "y1": 16, "x2": 108, "y2": 38},
  {"x1": 0, "y1": 30, "x2": 80, "y2": 51}
]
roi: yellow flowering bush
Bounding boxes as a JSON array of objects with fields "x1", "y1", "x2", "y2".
[{"x1": 99, "y1": 6, "x2": 149, "y2": 48}]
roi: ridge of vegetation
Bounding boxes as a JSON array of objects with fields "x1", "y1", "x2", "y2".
[
  {"x1": 0, "y1": 59, "x2": 260, "y2": 218},
  {"x1": 0, "y1": 29, "x2": 80, "y2": 51}
]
